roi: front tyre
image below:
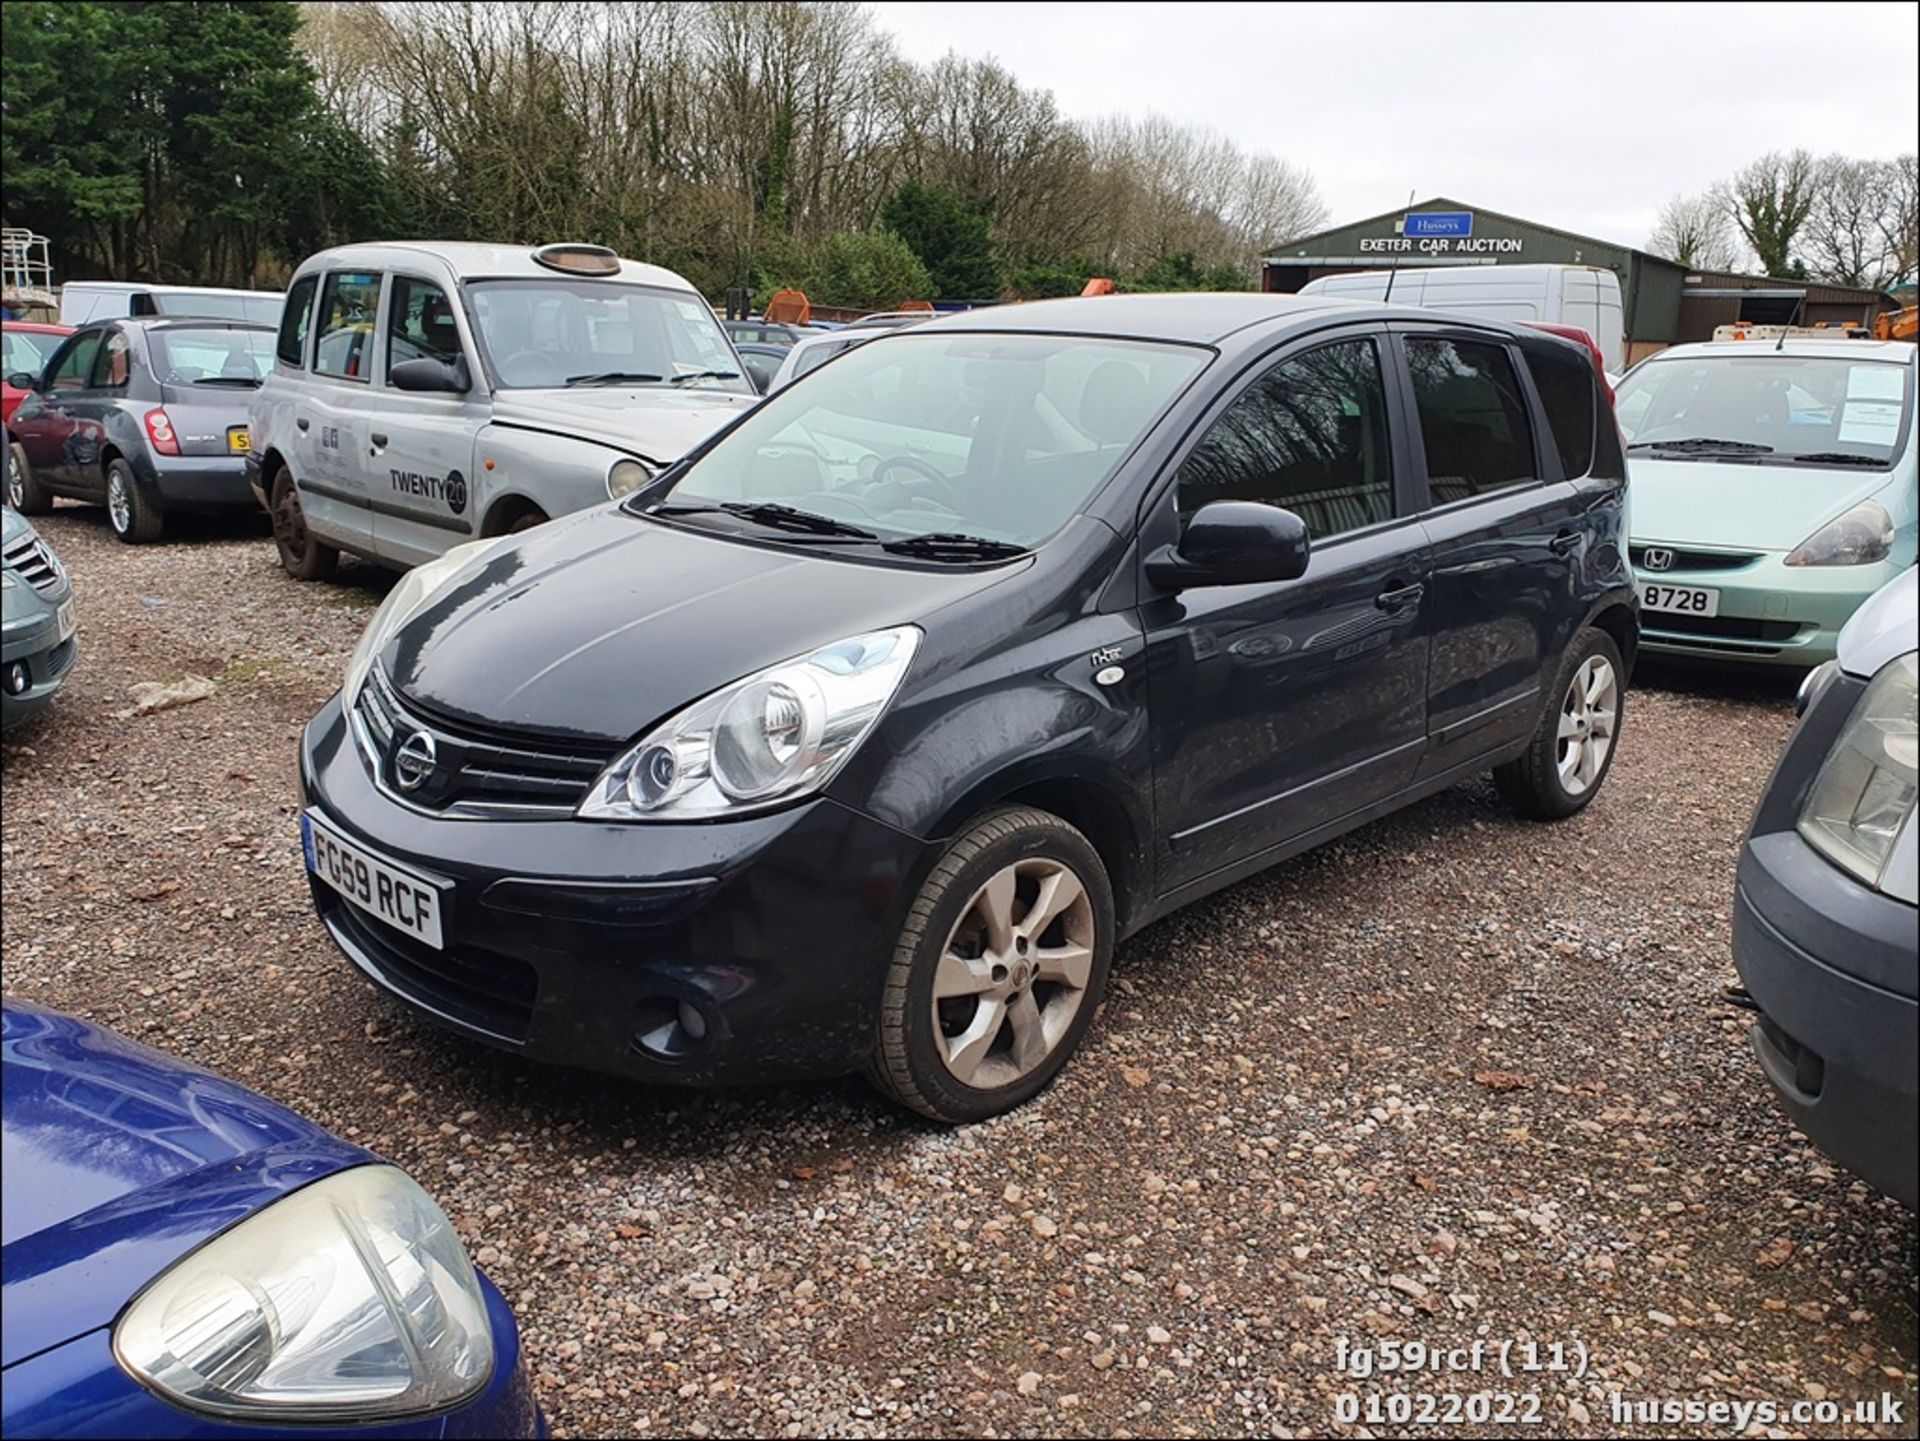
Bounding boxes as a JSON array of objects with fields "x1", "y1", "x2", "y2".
[
  {"x1": 8, "y1": 440, "x2": 52, "y2": 514},
  {"x1": 872, "y1": 807, "x2": 1114, "y2": 1123},
  {"x1": 106, "y1": 457, "x2": 164, "y2": 544},
  {"x1": 1493, "y1": 626, "x2": 1625, "y2": 820}
]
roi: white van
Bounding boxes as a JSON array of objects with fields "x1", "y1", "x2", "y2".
[
  {"x1": 1299, "y1": 264, "x2": 1625, "y2": 372},
  {"x1": 59, "y1": 282, "x2": 285, "y2": 328},
  {"x1": 249, "y1": 241, "x2": 758, "y2": 580}
]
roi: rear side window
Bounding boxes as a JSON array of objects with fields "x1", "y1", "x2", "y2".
[
  {"x1": 1176, "y1": 337, "x2": 1395, "y2": 540},
  {"x1": 313, "y1": 272, "x2": 382, "y2": 381},
  {"x1": 278, "y1": 274, "x2": 318, "y2": 367},
  {"x1": 89, "y1": 329, "x2": 131, "y2": 389},
  {"x1": 1525, "y1": 343, "x2": 1596, "y2": 479},
  {"x1": 1405, "y1": 337, "x2": 1537, "y2": 504}
]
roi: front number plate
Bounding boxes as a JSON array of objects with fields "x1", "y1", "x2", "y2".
[
  {"x1": 302, "y1": 810, "x2": 446, "y2": 949},
  {"x1": 55, "y1": 600, "x2": 75, "y2": 642},
  {"x1": 1636, "y1": 582, "x2": 1720, "y2": 618}
]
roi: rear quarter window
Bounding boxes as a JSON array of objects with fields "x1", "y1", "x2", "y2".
[{"x1": 1524, "y1": 343, "x2": 1596, "y2": 479}]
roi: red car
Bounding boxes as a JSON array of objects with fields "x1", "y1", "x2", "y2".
[{"x1": 4, "y1": 321, "x2": 72, "y2": 500}]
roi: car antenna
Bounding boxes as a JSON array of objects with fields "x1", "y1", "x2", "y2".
[
  {"x1": 1382, "y1": 190, "x2": 1415, "y2": 306},
  {"x1": 1775, "y1": 291, "x2": 1805, "y2": 352}
]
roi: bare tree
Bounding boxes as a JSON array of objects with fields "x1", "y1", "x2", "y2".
[
  {"x1": 1729, "y1": 149, "x2": 1819, "y2": 277},
  {"x1": 1802, "y1": 156, "x2": 1905, "y2": 290},
  {"x1": 1647, "y1": 189, "x2": 1740, "y2": 271},
  {"x1": 1876, "y1": 154, "x2": 1918, "y2": 288}
]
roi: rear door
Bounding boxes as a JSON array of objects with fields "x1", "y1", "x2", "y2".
[
  {"x1": 366, "y1": 271, "x2": 484, "y2": 565},
  {"x1": 1142, "y1": 328, "x2": 1433, "y2": 894},
  {"x1": 296, "y1": 269, "x2": 385, "y2": 556},
  {"x1": 1392, "y1": 324, "x2": 1588, "y2": 776}
]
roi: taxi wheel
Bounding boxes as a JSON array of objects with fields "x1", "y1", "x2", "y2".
[
  {"x1": 1494, "y1": 626, "x2": 1625, "y2": 820},
  {"x1": 871, "y1": 807, "x2": 1114, "y2": 1123},
  {"x1": 106, "y1": 458, "x2": 164, "y2": 544},
  {"x1": 504, "y1": 508, "x2": 548, "y2": 535},
  {"x1": 7, "y1": 441, "x2": 52, "y2": 515},
  {"x1": 271, "y1": 465, "x2": 338, "y2": 581}
]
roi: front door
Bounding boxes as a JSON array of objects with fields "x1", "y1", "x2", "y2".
[
  {"x1": 14, "y1": 329, "x2": 103, "y2": 488},
  {"x1": 1141, "y1": 332, "x2": 1433, "y2": 895},
  {"x1": 1389, "y1": 326, "x2": 1587, "y2": 776},
  {"x1": 368, "y1": 273, "x2": 484, "y2": 565}
]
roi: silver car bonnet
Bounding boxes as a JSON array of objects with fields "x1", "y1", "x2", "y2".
[{"x1": 1836, "y1": 567, "x2": 1918, "y2": 680}]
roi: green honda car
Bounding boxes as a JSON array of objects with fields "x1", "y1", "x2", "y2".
[{"x1": 1615, "y1": 338, "x2": 1916, "y2": 669}]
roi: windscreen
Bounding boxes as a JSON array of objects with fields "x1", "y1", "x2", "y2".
[
  {"x1": 1615, "y1": 353, "x2": 1911, "y2": 467},
  {"x1": 150, "y1": 328, "x2": 276, "y2": 386},
  {"x1": 466, "y1": 279, "x2": 750, "y2": 394},
  {"x1": 659, "y1": 331, "x2": 1209, "y2": 549}
]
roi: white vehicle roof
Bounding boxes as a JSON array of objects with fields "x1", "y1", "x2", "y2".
[
  {"x1": 293, "y1": 242, "x2": 701, "y2": 295},
  {"x1": 1640, "y1": 338, "x2": 1917, "y2": 365},
  {"x1": 62, "y1": 280, "x2": 284, "y2": 298}
]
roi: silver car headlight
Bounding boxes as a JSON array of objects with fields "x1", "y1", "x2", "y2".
[
  {"x1": 1798, "y1": 651, "x2": 1917, "y2": 895},
  {"x1": 341, "y1": 536, "x2": 516, "y2": 710},
  {"x1": 1784, "y1": 500, "x2": 1894, "y2": 567},
  {"x1": 113, "y1": 1166, "x2": 493, "y2": 1422},
  {"x1": 607, "y1": 458, "x2": 653, "y2": 499},
  {"x1": 579, "y1": 626, "x2": 920, "y2": 820}
]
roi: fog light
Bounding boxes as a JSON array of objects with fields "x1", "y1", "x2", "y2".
[
  {"x1": 676, "y1": 1000, "x2": 708, "y2": 1041},
  {"x1": 5, "y1": 662, "x2": 27, "y2": 695},
  {"x1": 630, "y1": 995, "x2": 716, "y2": 1062}
]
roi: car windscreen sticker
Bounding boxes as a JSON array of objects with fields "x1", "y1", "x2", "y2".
[
  {"x1": 1847, "y1": 365, "x2": 1905, "y2": 402},
  {"x1": 1837, "y1": 403, "x2": 1901, "y2": 446}
]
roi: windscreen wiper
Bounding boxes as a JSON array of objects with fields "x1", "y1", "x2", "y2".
[
  {"x1": 1782, "y1": 451, "x2": 1885, "y2": 467},
  {"x1": 647, "y1": 501, "x2": 876, "y2": 540},
  {"x1": 566, "y1": 370, "x2": 664, "y2": 386},
  {"x1": 880, "y1": 532, "x2": 1029, "y2": 562},
  {"x1": 666, "y1": 369, "x2": 742, "y2": 386},
  {"x1": 1626, "y1": 437, "x2": 1773, "y2": 454}
]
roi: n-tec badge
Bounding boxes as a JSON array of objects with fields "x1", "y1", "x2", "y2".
[
  {"x1": 1642, "y1": 547, "x2": 1674, "y2": 571},
  {"x1": 1090, "y1": 645, "x2": 1125, "y2": 667},
  {"x1": 393, "y1": 729, "x2": 438, "y2": 791}
]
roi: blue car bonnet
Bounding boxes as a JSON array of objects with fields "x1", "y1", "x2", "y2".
[{"x1": 1, "y1": 1000, "x2": 372, "y2": 1367}]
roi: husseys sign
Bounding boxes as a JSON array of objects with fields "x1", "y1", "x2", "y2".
[{"x1": 1357, "y1": 211, "x2": 1524, "y2": 257}]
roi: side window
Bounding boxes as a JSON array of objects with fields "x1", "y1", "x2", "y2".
[
  {"x1": 1524, "y1": 343, "x2": 1596, "y2": 479},
  {"x1": 1175, "y1": 337, "x2": 1395, "y2": 541},
  {"x1": 386, "y1": 275, "x2": 465, "y2": 375},
  {"x1": 89, "y1": 329, "x2": 131, "y2": 389},
  {"x1": 312, "y1": 271, "x2": 383, "y2": 381},
  {"x1": 47, "y1": 332, "x2": 104, "y2": 393},
  {"x1": 277, "y1": 273, "x2": 318, "y2": 368},
  {"x1": 1405, "y1": 337, "x2": 1537, "y2": 505}
]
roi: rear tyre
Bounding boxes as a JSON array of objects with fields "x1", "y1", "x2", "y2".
[
  {"x1": 106, "y1": 457, "x2": 164, "y2": 544},
  {"x1": 871, "y1": 806, "x2": 1114, "y2": 1123},
  {"x1": 1494, "y1": 625, "x2": 1625, "y2": 820},
  {"x1": 270, "y1": 465, "x2": 338, "y2": 581},
  {"x1": 7, "y1": 440, "x2": 52, "y2": 515}
]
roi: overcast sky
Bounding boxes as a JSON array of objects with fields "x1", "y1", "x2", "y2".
[{"x1": 866, "y1": 1, "x2": 1918, "y2": 249}]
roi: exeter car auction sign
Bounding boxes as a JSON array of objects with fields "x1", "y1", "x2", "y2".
[{"x1": 1359, "y1": 209, "x2": 1525, "y2": 257}]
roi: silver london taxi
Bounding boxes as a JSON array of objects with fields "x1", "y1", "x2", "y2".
[{"x1": 249, "y1": 242, "x2": 759, "y2": 579}]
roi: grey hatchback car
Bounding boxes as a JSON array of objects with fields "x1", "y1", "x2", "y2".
[
  {"x1": 7, "y1": 317, "x2": 274, "y2": 543},
  {"x1": 1, "y1": 507, "x2": 77, "y2": 729}
]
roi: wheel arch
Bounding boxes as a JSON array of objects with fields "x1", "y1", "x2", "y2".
[
  {"x1": 480, "y1": 491, "x2": 548, "y2": 537},
  {"x1": 1585, "y1": 594, "x2": 1640, "y2": 678}
]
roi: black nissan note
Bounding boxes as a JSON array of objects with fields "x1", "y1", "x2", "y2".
[{"x1": 300, "y1": 294, "x2": 1638, "y2": 1121}]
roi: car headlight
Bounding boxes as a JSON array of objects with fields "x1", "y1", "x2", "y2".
[
  {"x1": 607, "y1": 458, "x2": 652, "y2": 499},
  {"x1": 1784, "y1": 500, "x2": 1893, "y2": 566},
  {"x1": 579, "y1": 625, "x2": 920, "y2": 820},
  {"x1": 113, "y1": 1166, "x2": 492, "y2": 1423},
  {"x1": 1798, "y1": 650, "x2": 1917, "y2": 893},
  {"x1": 341, "y1": 535, "x2": 517, "y2": 710}
]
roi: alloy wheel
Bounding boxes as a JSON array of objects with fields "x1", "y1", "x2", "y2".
[
  {"x1": 931, "y1": 857, "x2": 1096, "y2": 1089},
  {"x1": 107, "y1": 471, "x2": 132, "y2": 534},
  {"x1": 1556, "y1": 655, "x2": 1618, "y2": 797},
  {"x1": 5, "y1": 448, "x2": 19, "y2": 509}
]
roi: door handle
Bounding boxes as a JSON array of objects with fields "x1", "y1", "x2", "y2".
[
  {"x1": 1550, "y1": 530, "x2": 1580, "y2": 555},
  {"x1": 295, "y1": 417, "x2": 310, "y2": 432},
  {"x1": 1376, "y1": 582, "x2": 1425, "y2": 611},
  {"x1": 370, "y1": 432, "x2": 388, "y2": 448}
]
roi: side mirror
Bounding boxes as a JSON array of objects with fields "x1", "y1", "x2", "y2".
[
  {"x1": 6, "y1": 372, "x2": 38, "y2": 391},
  {"x1": 1146, "y1": 500, "x2": 1311, "y2": 591},
  {"x1": 389, "y1": 355, "x2": 471, "y2": 394}
]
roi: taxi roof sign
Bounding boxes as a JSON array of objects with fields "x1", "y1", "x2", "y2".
[{"x1": 531, "y1": 243, "x2": 622, "y2": 278}]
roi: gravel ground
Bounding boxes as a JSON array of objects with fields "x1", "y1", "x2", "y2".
[{"x1": 3, "y1": 506, "x2": 1915, "y2": 1440}]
